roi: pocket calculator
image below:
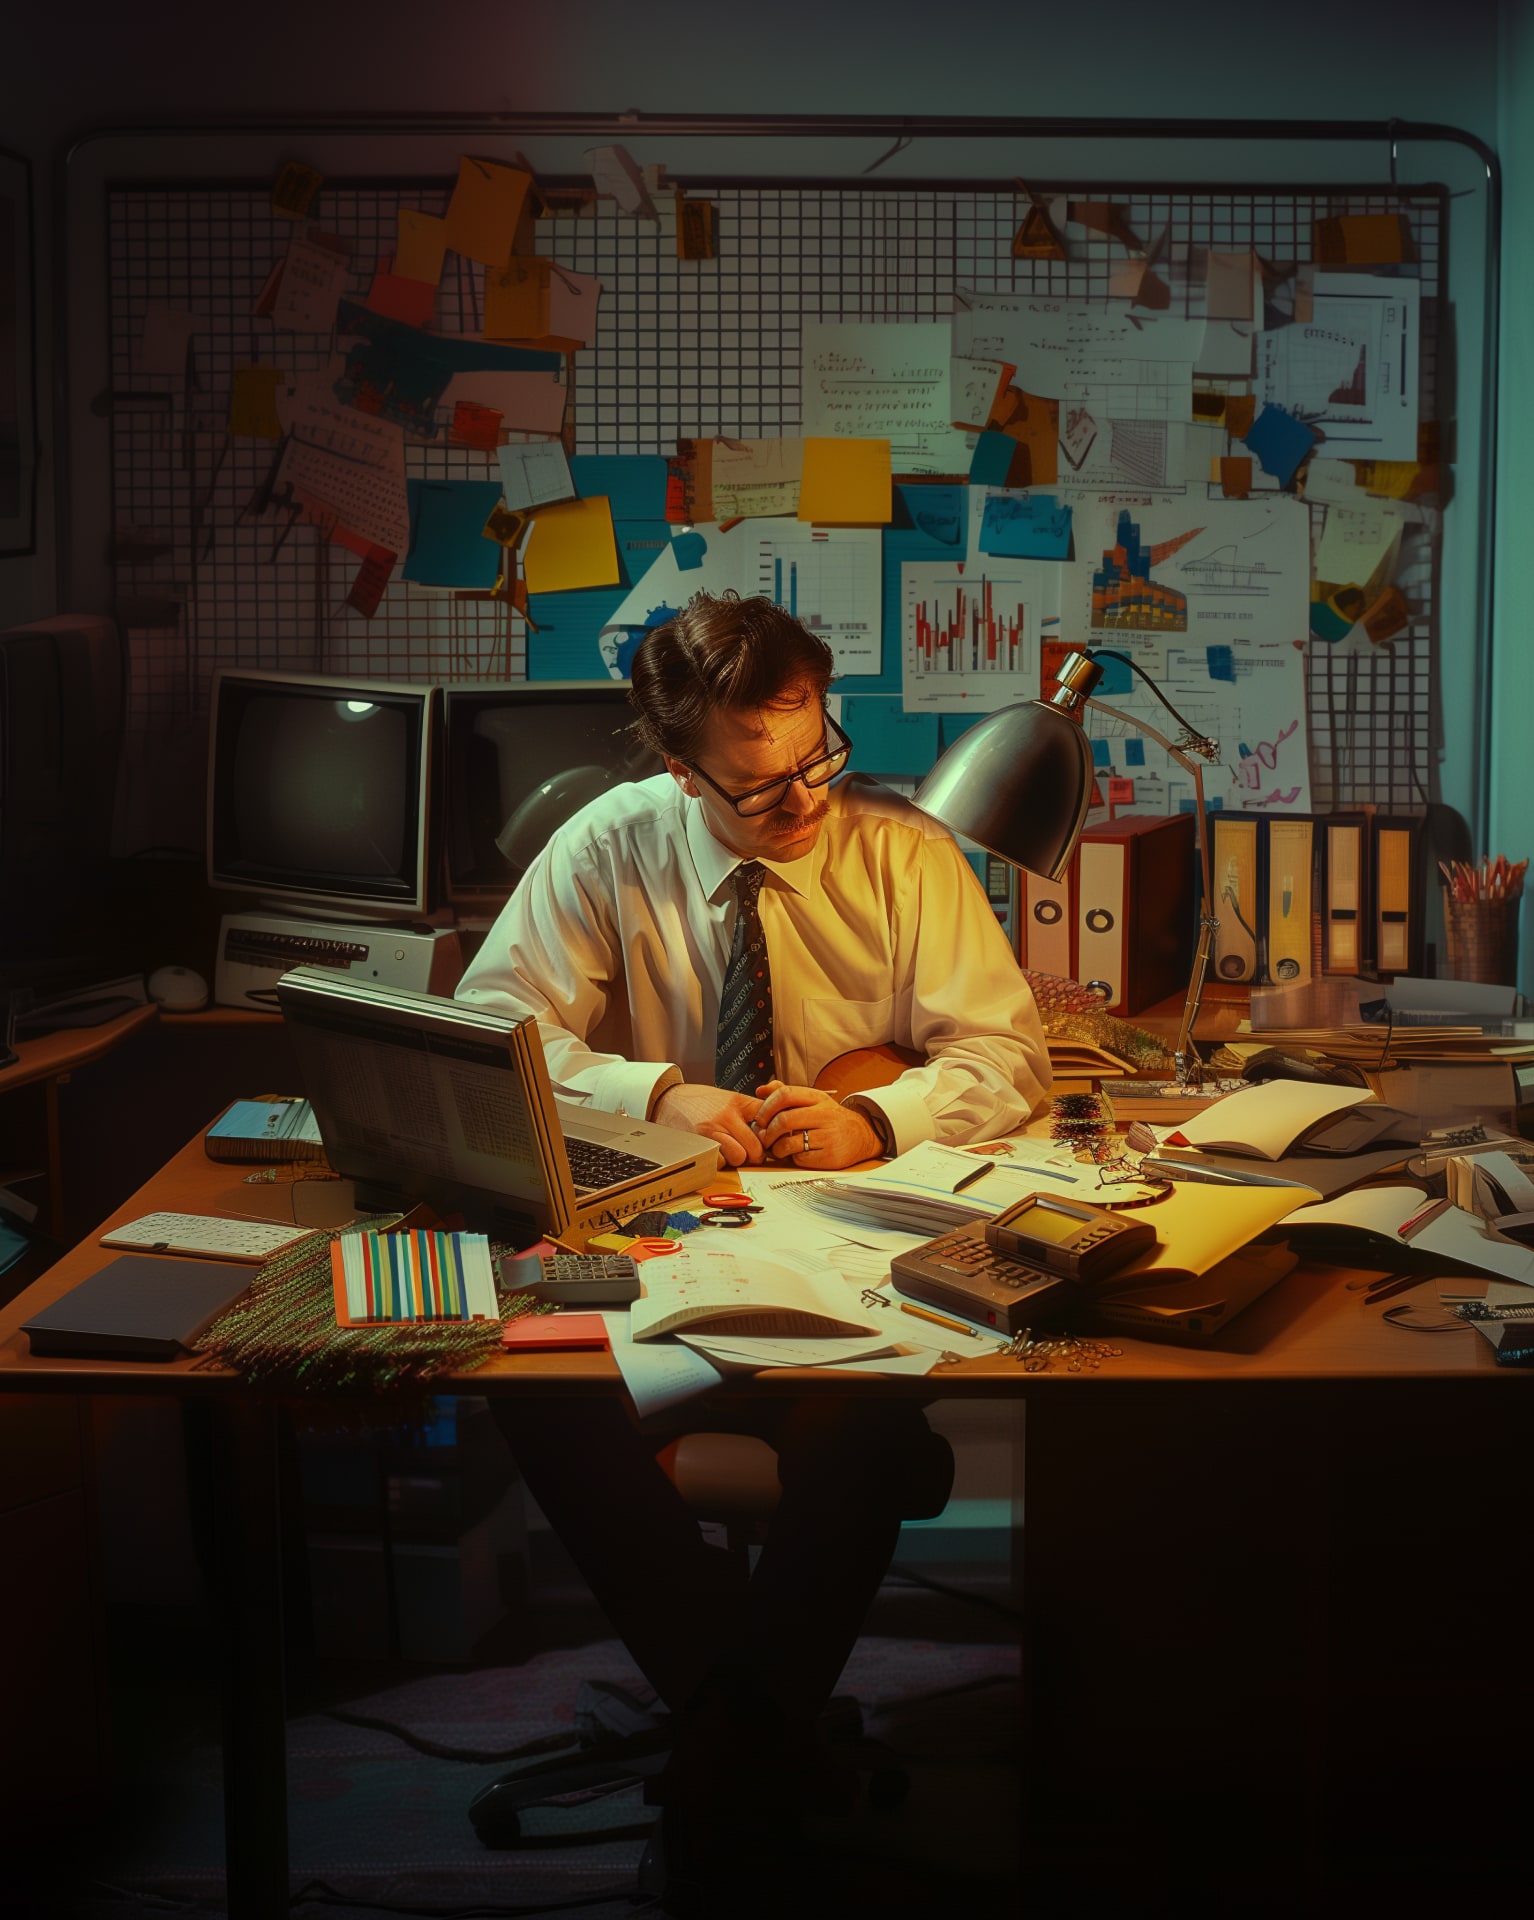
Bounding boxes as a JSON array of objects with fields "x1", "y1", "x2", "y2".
[{"x1": 499, "y1": 1251, "x2": 642, "y2": 1306}]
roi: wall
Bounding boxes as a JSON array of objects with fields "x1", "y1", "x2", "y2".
[{"x1": 0, "y1": 0, "x2": 1504, "y2": 839}]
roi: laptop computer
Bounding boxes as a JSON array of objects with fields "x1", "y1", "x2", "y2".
[{"x1": 275, "y1": 966, "x2": 719, "y2": 1248}]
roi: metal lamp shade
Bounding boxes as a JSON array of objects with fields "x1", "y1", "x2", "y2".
[{"x1": 913, "y1": 699, "x2": 1096, "y2": 882}]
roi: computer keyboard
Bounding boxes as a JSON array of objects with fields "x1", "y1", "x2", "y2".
[
  {"x1": 100, "y1": 1212, "x2": 313, "y2": 1261},
  {"x1": 564, "y1": 1136, "x2": 662, "y2": 1194}
]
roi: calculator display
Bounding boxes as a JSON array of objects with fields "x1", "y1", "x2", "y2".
[
  {"x1": 984, "y1": 1192, "x2": 1156, "y2": 1287},
  {"x1": 1020, "y1": 1201, "x2": 1085, "y2": 1245}
]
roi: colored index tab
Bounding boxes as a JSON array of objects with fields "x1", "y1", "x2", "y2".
[
  {"x1": 522, "y1": 496, "x2": 621, "y2": 595},
  {"x1": 797, "y1": 438, "x2": 892, "y2": 524},
  {"x1": 228, "y1": 366, "x2": 285, "y2": 439},
  {"x1": 443, "y1": 156, "x2": 532, "y2": 267},
  {"x1": 978, "y1": 492, "x2": 1073, "y2": 560},
  {"x1": 395, "y1": 209, "x2": 448, "y2": 286}
]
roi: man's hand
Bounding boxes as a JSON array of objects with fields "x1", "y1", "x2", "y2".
[
  {"x1": 751, "y1": 1081, "x2": 884, "y2": 1169},
  {"x1": 651, "y1": 1083, "x2": 766, "y2": 1168}
]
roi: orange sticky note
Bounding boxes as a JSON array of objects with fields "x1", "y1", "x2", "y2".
[
  {"x1": 521, "y1": 496, "x2": 620, "y2": 594},
  {"x1": 444, "y1": 156, "x2": 532, "y2": 267},
  {"x1": 228, "y1": 365, "x2": 285, "y2": 440},
  {"x1": 485, "y1": 257, "x2": 549, "y2": 340},
  {"x1": 395, "y1": 209, "x2": 448, "y2": 286},
  {"x1": 1219, "y1": 456, "x2": 1253, "y2": 499},
  {"x1": 797, "y1": 438, "x2": 892, "y2": 525},
  {"x1": 1313, "y1": 214, "x2": 1411, "y2": 266},
  {"x1": 271, "y1": 162, "x2": 322, "y2": 220},
  {"x1": 1226, "y1": 395, "x2": 1257, "y2": 440},
  {"x1": 365, "y1": 258, "x2": 436, "y2": 329}
]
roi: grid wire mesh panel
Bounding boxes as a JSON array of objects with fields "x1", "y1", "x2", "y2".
[{"x1": 106, "y1": 179, "x2": 1442, "y2": 842}]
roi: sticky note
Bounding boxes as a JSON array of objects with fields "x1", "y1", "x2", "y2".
[
  {"x1": 346, "y1": 545, "x2": 396, "y2": 618},
  {"x1": 569, "y1": 455, "x2": 669, "y2": 521},
  {"x1": 443, "y1": 156, "x2": 532, "y2": 267},
  {"x1": 1243, "y1": 405, "x2": 1317, "y2": 488},
  {"x1": 798, "y1": 438, "x2": 891, "y2": 525},
  {"x1": 271, "y1": 162, "x2": 322, "y2": 220},
  {"x1": 969, "y1": 431, "x2": 1018, "y2": 488},
  {"x1": 676, "y1": 193, "x2": 716, "y2": 260},
  {"x1": 450, "y1": 402, "x2": 503, "y2": 451},
  {"x1": 228, "y1": 366, "x2": 285, "y2": 440},
  {"x1": 402, "y1": 479, "x2": 504, "y2": 589},
  {"x1": 1313, "y1": 214, "x2": 1411, "y2": 266},
  {"x1": 365, "y1": 257, "x2": 437, "y2": 329},
  {"x1": 395, "y1": 210, "x2": 448, "y2": 286},
  {"x1": 1206, "y1": 645, "x2": 1236, "y2": 683},
  {"x1": 842, "y1": 697, "x2": 940, "y2": 777},
  {"x1": 1107, "y1": 777, "x2": 1136, "y2": 808},
  {"x1": 1310, "y1": 597, "x2": 1355, "y2": 644},
  {"x1": 525, "y1": 520, "x2": 673, "y2": 679},
  {"x1": 1218, "y1": 456, "x2": 1252, "y2": 499},
  {"x1": 522, "y1": 496, "x2": 621, "y2": 595},
  {"x1": 486, "y1": 257, "x2": 548, "y2": 340},
  {"x1": 1124, "y1": 738, "x2": 1145, "y2": 767},
  {"x1": 1090, "y1": 738, "x2": 1113, "y2": 768},
  {"x1": 1225, "y1": 395, "x2": 1257, "y2": 440},
  {"x1": 978, "y1": 493, "x2": 1073, "y2": 561},
  {"x1": 1093, "y1": 651, "x2": 1134, "y2": 697},
  {"x1": 672, "y1": 529, "x2": 708, "y2": 571}
]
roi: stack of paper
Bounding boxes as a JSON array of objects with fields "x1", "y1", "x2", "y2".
[{"x1": 802, "y1": 1139, "x2": 1093, "y2": 1239}]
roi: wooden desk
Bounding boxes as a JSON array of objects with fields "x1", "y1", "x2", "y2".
[
  {"x1": 1, "y1": 1130, "x2": 1529, "y2": 1909},
  {"x1": 0, "y1": 1004, "x2": 158, "y2": 1233}
]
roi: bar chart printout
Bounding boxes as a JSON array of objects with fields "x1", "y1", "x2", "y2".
[
  {"x1": 752, "y1": 525, "x2": 882, "y2": 675},
  {"x1": 901, "y1": 559, "x2": 1043, "y2": 711}
]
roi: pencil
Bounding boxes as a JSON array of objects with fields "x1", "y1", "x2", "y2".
[{"x1": 899, "y1": 1301, "x2": 981, "y2": 1338}]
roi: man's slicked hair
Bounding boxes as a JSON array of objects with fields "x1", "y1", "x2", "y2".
[{"x1": 626, "y1": 591, "x2": 835, "y2": 763}]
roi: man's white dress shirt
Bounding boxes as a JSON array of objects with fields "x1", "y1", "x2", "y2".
[{"x1": 455, "y1": 771, "x2": 1050, "y2": 1152}]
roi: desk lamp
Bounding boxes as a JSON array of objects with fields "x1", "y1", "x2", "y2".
[{"x1": 913, "y1": 649, "x2": 1221, "y2": 1087}]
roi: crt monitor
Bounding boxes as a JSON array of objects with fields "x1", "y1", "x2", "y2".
[
  {"x1": 207, "y1": 670, "x2": 438, "y2": 920},
  {"x1": 442, "y1": 681, "x2": 663, "y2": 907}
]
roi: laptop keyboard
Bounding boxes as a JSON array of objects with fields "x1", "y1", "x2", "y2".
[{"x1": 566, "y1": 1135, "x2": 663, "y2": 1194}]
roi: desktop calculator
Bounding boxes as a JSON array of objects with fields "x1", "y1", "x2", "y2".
[
  {"x1": 526, "y1": 1251, "x2": 642, "y2": 1306},
  {"x1": 100, "y1": 1212, "x2": 313, "y2": 1262},
  {"x1": 892, "y1": 1221, "x2": 1075, "y2": 1336}
]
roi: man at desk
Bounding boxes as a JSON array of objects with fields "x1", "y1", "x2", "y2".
[{"x1": 456, "y1": 592, "x2": 1048, "y2": 1844}]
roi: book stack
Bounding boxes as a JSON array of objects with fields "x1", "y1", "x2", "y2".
[{"x1": 204, "y1": 1097, "x2": 328, "y2": 1165}]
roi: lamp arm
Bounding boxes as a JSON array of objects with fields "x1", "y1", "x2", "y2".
[{"x1": 1083, "y1": 696, "x2": 1219, "y2": 1088}]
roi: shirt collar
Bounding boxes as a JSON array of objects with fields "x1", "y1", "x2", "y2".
[{"x1": 684, "y1": 790, "x2": 831, "y2": 905}]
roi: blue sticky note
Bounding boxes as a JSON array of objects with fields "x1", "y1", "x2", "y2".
[
  {"x1": 1090, "y1": 737, "x2": 1112, "y2": 768},
  {"x1": 402, "y1": 480, "x2": 504, "y2": 589},
  {"x1": 527, "y1": 519, "x2": 673, "y2": 680},
  {"x1": 969, "y1": 432, "x2": 1016, "y2": 488},
  {"x1": 978, "y1": 493, "x2": 1073, "y2": 561},
  {"x1": 1243, "y1": 404, "x2": 1317, "y2": 488},
  {"x1": 569, "y1": 455, "x2": 669, "y2": 521},
  {"x1": 1124, "y1": 737, "x2": 1146, "y2": 767},
  {"x1": 1206, "y1": 644, "x2": 1236, "y2": 683},
  {"x1": 842, "y1": 697, "x2": 940, "y2": 777},
  {"x1": 1093, "y1": 649, "x2": 1134, "y2": 697},
  {"x1": 672, "y1": 529, "x2": 707, "y2": 571}
]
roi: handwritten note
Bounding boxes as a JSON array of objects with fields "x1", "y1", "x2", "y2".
[
  {"x1": 443, "y1": 157, "x2": 532, "y2": 266},
  {"x1": 800, "y1": 321, "x2": 971, "y2": 476},
  {"x1": 707, "y1": 437, "x2": 804, "y2": 519},
  {"x1": 275, "y1": 394, "x2": 410, "y2": 556},
  {"x1": 268, "y1": 230, "x2": 352, "y2": 334}
]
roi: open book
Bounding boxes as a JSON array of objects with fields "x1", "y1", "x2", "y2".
[
  {"x1": 1170, "y1": 1080, "x2": 1414, "y2": 1160},
  {"x1": 1280, "y1": 1186, "x2": 1534, "y2": 1286},
  {"x1": 629, "y1": 1250, "x2": 884, "y2": 1342}
]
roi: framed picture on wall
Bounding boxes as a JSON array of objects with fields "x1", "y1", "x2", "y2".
[{"x1": 0, "y1": 146, "x2": 38, "y2": 557}]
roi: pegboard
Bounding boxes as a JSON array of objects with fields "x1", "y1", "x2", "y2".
[{"x1": 106, "y1": 177, "x2": 1444, "y2": 850}]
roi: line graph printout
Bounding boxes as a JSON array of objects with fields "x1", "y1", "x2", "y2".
[
  {"x1": 1083, "y1": 640, "x2": 1312, "y2": 816},
  {"x1": 751, "y1": 524, "x2": 882, "y2": 675},
  {"x1": 1062, "y1": 495, "x2": 1310, "y2": 652},
  {"x1": 900, "y1": 557, "x2": 1053, "y2": 711},
  {"x1": 1255, "y1": 274, "x2": 1419, "y2": 460},
  {"x1": 953, "y1": 292, "x2": 1198, "y2": 422}
]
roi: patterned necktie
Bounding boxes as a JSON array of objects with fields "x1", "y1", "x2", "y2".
[{"x1": 715, "y1": 860, "x2": 775, "y2": 1094}]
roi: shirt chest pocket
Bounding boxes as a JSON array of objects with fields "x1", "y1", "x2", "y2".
[{"x1": 801, "y1": 993, "x2": 898, "y2": 1077}]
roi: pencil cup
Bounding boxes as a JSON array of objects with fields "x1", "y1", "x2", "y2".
[{"x1": 1442, "y1": 892, "x2": 1520, "y2": 986}]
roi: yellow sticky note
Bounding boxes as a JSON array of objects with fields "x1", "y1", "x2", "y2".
[
  {"x1": 485, "y1": 258, "x2": 549, "y2": 340},
  {"x1": 395, "y1": 209, "x2": 448, "y2": 286},
  {"x1": 444, "y1": 156, "x2": 532, "y2": 267},
  {"x1": 228, "y1": 365, "x2": 285, "y2": 440},
  {"x1": 797, "y1": 439, "x2": 892, "y2": 525},
  {"x1": 522, "y1": 496, "x2": 620, "y2": 595}
]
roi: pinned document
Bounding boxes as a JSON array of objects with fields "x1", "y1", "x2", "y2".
[
  {"x1": 499, "y1": 440, "x2": 575, "y2": 512},
  {"x1": 395, "y1": 209, "x2": 448, "y2": 286}
]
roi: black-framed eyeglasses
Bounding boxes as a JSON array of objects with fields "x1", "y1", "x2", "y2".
[{"x1": 686, "y1": 714, "x2": 853, "y2": 818}]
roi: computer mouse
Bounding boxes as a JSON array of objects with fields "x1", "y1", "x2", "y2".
[
  {"x1": 147, "y1": 965, "x2": 209, "y2": 1013},
  {"x1": 1241, "y1": 1047, "x2": 1367, "y2": 1089}
]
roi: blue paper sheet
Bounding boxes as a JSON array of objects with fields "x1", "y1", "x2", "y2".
[
  {"x1": 969, "y1": 432, "x2": 1016, "y2": 487},
  {"x1": 335, "y1": 301, "x2": 562, "y2": 438},
  {"x1": 526, "y1": 519, "x2": 674, "y2": 681},
  {"x1": 1124, "y1": 737, "x2": 1146, "y2": 767},
  {"x1": 842, "y1": 696, "x2": 940, "y2": 778},
  {"x1": 1244, "y1": 405, "x2": 1318, "y2": 488},
  {"x1": 978, "y1": 493, "x2": 1073, "y2": 561},
  {"x1": 401, "y1": 479, "x2": 504, "y2": 588},
  {"x1": 569, "y1": 455, "x2": 670, "y2": 521}
]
